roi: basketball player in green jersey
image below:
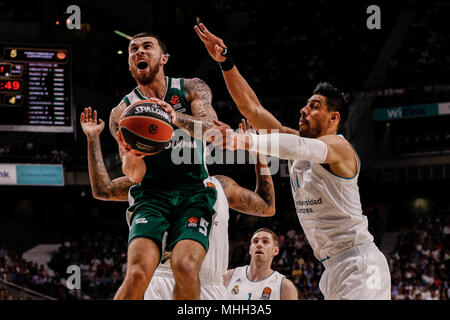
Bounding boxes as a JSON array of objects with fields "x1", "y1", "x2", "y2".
[{"x1": 108, "y1": 33, "x2": 219, "y2": 300}]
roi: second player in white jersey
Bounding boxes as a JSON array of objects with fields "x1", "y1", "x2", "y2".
[
  {"x1": 223, "y1": 228, "x2": 298, "y2": 300},
  {"x1": 226, "y1": 266, "x2": 285, "y2": 300}
]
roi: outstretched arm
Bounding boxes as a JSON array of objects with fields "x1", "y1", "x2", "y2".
[
  {"x1": 212, "y1": 121, "x2": 358, "y2": 178},
  {"x1": 81, "y1": 107, "x2": 134, "y2": 201},
  {"x1": 194, "y1": 23, "x2": 298, "y2": 135}
]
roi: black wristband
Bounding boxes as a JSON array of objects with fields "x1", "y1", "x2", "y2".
[
  {"x1": 218, "y1": 46, "x2": 234, "y2": 71},
  {"x1": 219, "y1": 56, "x2": 234, "y2": 71}
]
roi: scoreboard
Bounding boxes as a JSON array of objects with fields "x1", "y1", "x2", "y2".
[{"x1": 0, "y1": 45, "x2": 73, "y2": 133}]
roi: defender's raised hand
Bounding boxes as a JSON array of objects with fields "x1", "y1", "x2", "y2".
[
  {"x1": 194, "y1": 23, "x2": 227, "y2": 62},
  {"x1": 81, "y1": 107, "x2": 105, "y2": 137}
]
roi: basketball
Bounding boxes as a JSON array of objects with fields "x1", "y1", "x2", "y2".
[{"x1": 118, "y1": 100, "x2": 174, "y2": 155}]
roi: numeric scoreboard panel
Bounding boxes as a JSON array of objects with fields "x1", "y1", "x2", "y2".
[{"x1": 0, "y1": 45, "x2": 73, "y2": 132}]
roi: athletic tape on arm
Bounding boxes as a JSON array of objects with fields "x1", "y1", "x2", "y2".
[{"x1": 249, "y1": 133, "x2": 328, "y2": 163}]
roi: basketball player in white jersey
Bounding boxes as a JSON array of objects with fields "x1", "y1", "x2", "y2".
[
  {"x1": 224, "y1": 228, "x2": 298, "y2": 300},
  {"x1": 80, "y1": 110, "x2": 277, "y2": 299},
  {"x1": 194, "y1": 23, "x2": 391, "y2": 300}
]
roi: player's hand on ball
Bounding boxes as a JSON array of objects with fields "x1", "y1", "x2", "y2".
[
  {"x1": 194, "y1": 23, "x2": 227, "y2": 63},
  {"x1": 116, "y1": 130, "x2": 146, "y2": 158},
  {"x1": 148, "y1": 97, "x2": 177, "y2": 125},
  {"x1": 80, "y1": 107, "x2": 105, "y2": 137}
]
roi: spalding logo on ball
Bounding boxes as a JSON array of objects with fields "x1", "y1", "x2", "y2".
[{"x1": 119, "y1": 100, "x2": 174, "y2": 155}]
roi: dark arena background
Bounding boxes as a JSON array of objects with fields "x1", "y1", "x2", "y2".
[{"x1": 0, "y1": 0, "x2": 449, "y2": 308}]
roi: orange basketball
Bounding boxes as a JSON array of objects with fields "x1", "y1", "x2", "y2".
[{"x1": 118, "y1": 100, "x2": 173, "y2": 155}]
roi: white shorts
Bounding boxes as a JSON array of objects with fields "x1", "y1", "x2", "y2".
[
  {"x1": 319, "y1": 243, "x2": 391, "y2": 300},
  {"x1": 144, "y1": 274, "x2": 226, "y2": 300}
]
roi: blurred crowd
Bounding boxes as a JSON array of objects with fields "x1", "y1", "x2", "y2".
[
  {"x1": 1, "y1": 216, "x2": 449, "y2": 300},
  {"x1": 47, "y1": 231, "x2": 128, "y2": 300},
  {"x1": 0, "y1": 244, "x2": 73, "y2": 300}
]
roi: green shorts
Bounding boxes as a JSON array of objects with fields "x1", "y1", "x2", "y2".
[{"x1": 127, "y1": 182, "x2": 217, "y2": 257}]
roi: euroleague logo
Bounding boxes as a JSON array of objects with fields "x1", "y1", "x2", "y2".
[
  {"x1": 170, "y1": 95, "x2": 180, "y2": 105},
  {"x1": 148, "y1": 123, "x2": 158, "y2": 135},
  {"x1": 206, "y1": 182, "x2": 216, "y2": 189},
  {"x1": 188, "y1": 217, "x2": 198, "y2": 228},
  {"x1": 261, "y1": 287, "x2": 272, "y2": 300}
]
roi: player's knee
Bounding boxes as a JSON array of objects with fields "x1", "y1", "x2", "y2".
[
  {"x1": 172, "y1": 257, "x2": 199, "y2": 282},
  {"x1": 125, "y1": 266, "x2": 149, "y2": 286}
]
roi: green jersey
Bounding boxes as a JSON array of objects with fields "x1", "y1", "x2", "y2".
[{"x1": 121, "y1": 77, "x2": 209, "y2": 188}]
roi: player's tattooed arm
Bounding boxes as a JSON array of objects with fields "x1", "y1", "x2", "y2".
[
  {"x1": 170, "y1": 77, "x2": 218, "y2": 139},
  {"x1": 216, "y1": 173, "x2": 275, "y2": 217},
  {"x1": 184, "y1": 77, "x2": 218, "y2": 120},
  {"x1": 88, "y1": 135, "x2": 133, "y2": 201}
]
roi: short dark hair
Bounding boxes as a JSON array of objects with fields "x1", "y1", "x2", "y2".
[
  {"x1": 130, "y1": 32, "x2": 168, "y2": 54},
  {"x1": 251, "y1": 228, "x2": 279, "y2": 246},
  {"x1": 313, "y1": 82, "x2": 348, "y2": 129}
]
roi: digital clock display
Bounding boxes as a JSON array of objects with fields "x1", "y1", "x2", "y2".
[
  {"x1": 0, "y1": 45, "x2": 72, "y2": 133},
  {"x1": 0, "y1": 80, "x2": 22, "y2": 92}
]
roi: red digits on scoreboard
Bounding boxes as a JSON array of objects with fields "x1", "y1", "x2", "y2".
[{"x1": 12, "y1": 81, "x2": 20, "y2": 91}]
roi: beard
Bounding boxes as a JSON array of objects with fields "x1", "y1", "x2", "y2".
[
  {"x1": 131, "y1": 62, "x2": 160, "y2": 85},
  {"x1": 299, "y1": 123, "x2": 321, "y2": 138}
]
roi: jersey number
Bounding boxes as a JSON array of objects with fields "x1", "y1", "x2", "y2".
[{"x1": 199, "y1": 218, "x2": 209, "y2": 236}]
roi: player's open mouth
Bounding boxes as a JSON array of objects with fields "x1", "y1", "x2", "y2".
[{"x1": 137, "y1": 60, "x2": 149, "y2": 72}]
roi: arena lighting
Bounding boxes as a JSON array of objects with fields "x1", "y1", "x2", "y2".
[
  {"x1": 412, "y1": 197, "x2": 430, "y2": 214},
  {"x1": 117, "y1": 50, "x2": 123, "y2": 55},
  {"x1": 114, "y1": 30, "x2": 132, "y2": 40}
]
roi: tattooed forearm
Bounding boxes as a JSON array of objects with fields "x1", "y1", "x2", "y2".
[
  {"x1": 87, "y1": 135, "x2": 133, "y2": 201},
  {"x1": 175, "y1": 113, "x2": 215, "y2": 140},
  {"x1": 235, "y1": 188, "x2": 271, "y2": 216},
  {"x1": 185, "y1": 78, "x2": 218, "y2": 120},
  {"x1": 109, "y1": 119, "x2": 119, "y2": 137},
  {"x1": 254, "y1": 162, "x2": 275, "y2": 213},
  {"x1": 216, "y1": 175, "x2": 275, "y2": 216},
  {"x1": 109, "y1": 102, "x2": 126, "y2": 138}
]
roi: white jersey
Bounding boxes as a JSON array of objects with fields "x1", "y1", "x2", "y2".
[
  {"x1": 226, "y1": 266, "x2": 285, "y2": 300},
  {"x1": 288, "y1": 136, "x2": 374, "y2": 261},
  {"x1": 152, "y1": 175, "x2": 229, "y2": 281}
]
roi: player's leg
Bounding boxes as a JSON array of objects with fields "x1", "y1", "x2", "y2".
[
  {"x1": 171, "y1": 239, "x2": 206, "y2": 299},
  {"x1": 116, "y1": 198, "x2": 171, "y2": 300},
  {"x1": 114, "y1": 237, "x2": 160, "y2": 299},
  {"x1": 168, "y1": 183, "x2": 217, "y2": 300}
]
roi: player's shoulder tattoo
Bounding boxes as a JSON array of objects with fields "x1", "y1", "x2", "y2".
[
  {"x1": 184, "y1": 78, "x2": 217, "y2": 120},
  {"x1": 184, "y1": 77, "x2": 212, "y2": 102}
]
